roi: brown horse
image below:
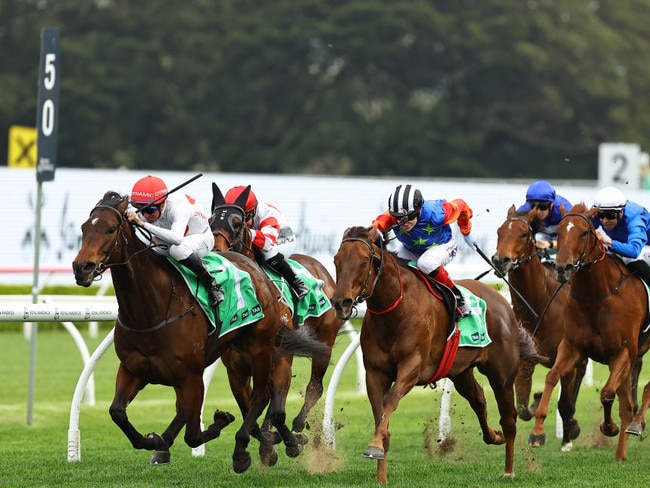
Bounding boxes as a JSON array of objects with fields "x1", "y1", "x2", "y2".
[
  {"x1": 72, "y1": 191, "x2": 326, "y2": 472},
  {"x1": 492, "y1": 205, "x2": 585, "y2": 450},
  {"x1": 330, "y1": 226, "x2": 542, "y2": 483},
  {"x1": 528, "y1": 203, "x2": 650, "y2": 461},
  {"x1": 210, "y1": 183, "x2": 343, "y2": 442}
]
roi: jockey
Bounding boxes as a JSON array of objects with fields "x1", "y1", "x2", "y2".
[
  {"x1": 517, "y1": 180, "x2": 572, "y2": 250},
  {"x1": 591, "y1": 186, "x2": 650, "y2": 283},
  {"x1": 224, "y1": 185, "x2": 309, "y2": 300},
  {"x1": 126, "y1": 175, "x2": 225, "y2": 309},
  {"x1": 372, "y1": 184, "x2": 477, "y2": 318}
]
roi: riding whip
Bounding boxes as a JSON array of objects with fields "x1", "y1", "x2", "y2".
[
  {"x1": 472, "y1": 244, "x2": 539, "y2": 320},
  {"x1": 135, "y1": 173, "x2": 203, "y2": 213}
]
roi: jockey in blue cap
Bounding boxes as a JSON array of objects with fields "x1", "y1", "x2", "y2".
[{"x1": 517, "y1": 180, "x2": 572, "y2": 250}]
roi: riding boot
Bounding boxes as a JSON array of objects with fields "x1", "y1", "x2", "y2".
[
  {"x1": 265, "y1": 253, "x2": 309, "y2": 300},
  {"x1": 628, "y1": 260, "x2": 650, "y2": 286},
  {"x1": 429, "y1": 266, "x2": 471, "y2": 318},
  {"x1": 180, "y1": 254, "x2": 225, "y2": 309}
]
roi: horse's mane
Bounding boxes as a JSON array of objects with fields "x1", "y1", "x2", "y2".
[
  {"x1": 97, "y1": 191, "x2": 128, "y2": 209},
  {"x1": 345, "y1": 226, "x2": 372, "y2": 239}
]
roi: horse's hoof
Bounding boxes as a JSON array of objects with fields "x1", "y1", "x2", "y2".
[
  {"x1": 517, "y1": 406, "x2": 533, "y2": 421},
  {"x1": 600, "y1": 421, "x2": 620, "y2": 437},
  {"x1": 566, "y1": 419, "x2": 581, "y2": 441},
  {"x1": 150, "y1": 450, "x2": 171, "y2": 465},
  {"x1": 560, "y1": 440, "x2": 573, "y2": 452},
  {"x1": 214, "y1": 410, "x2": 236, "y2": 428},
  {"x1": 626, "y1": 421, "x2": 644, "y2": 436},
  {"x1": 233, "y1": 453, "x2": 252, "y2": 474},
  {"x1": 363, "y1": 445, "x2": 385, "y2": 459},
  {"x1": 286, "y1": 442, "x2": 303, "y2": 458},
  {"x1": 294, "y1": 432, "x2": 309, "y2": 446},
  {"x1": 527, "y1": 432, "x2": 546, "y2": 447},
  {"x1": 259, "y1": 442, "x2": 279, "y2": 467}
]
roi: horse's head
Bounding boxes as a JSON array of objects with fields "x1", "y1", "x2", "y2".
[
  {"x1": 209, "y1": 182, "x2": 251, "y2": 255},
  {"x1": 331, "y1": 225, "x2": 383, "y2": 320},
  {"x1": 554, "y1": 202, "x2": 600, "y2": 283},
  {"x1": 492, "y1": 205, "x2": 539, "y2": 275},
  {"x1": 72, "y1": 191, "x2": 129, "y2": 287}
]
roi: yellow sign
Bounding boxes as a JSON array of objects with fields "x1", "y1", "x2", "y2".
[{"x1": 8, "y1": 125, "x2": 37, "y2": 168}]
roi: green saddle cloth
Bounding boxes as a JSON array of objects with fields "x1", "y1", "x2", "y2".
[
  {"x1": 169, "y1": 253, "x2": 264, "y2": 337},
  {"x1": 263, "y1": 258, "x2": 332, "y2": 326},
  {"x1": 406, "y1": 262, "x2": 491, "y2": 347},
  {"x1": 456, "y1": 285, "x2": 491, "y2": 347}
]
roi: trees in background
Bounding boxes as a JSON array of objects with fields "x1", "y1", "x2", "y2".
[{"x1": 1, "y1": 0, "x2": 649, "y2": 179}]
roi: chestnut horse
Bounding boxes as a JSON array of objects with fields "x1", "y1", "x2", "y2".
[
  {"x1": 492, "y1": 205, "x2": 585, "y2": 450},
  {"x1": 331, "y1": 226, "x2": 542, "y2": 483},
  {"x1": 528, "y1": 203, "x2": 650, "y2": 461},
  {"x1": 210, "y1": 183, "x2": 343, "y2": 443},
  {"x1": 72, "y1": 191, "x2": 326, "y2": 472}
]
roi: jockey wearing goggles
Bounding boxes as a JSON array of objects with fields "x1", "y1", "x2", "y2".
[
  {"x1": 516, "y1": 180, "x2": 572, "y2": 251},
  {"x1": 127, "y1": 175, "x2": 224, "y2": 310},
  {"x1": 591, "y1": 186, "x2": 650, "y2": 284},
  {"x1": 371, "y1": 184, "x2": 477, "y2": 318}
]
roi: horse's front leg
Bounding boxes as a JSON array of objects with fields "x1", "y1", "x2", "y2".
[
  {"x1": 599, "y1": 351, "x2": 633, "y2": 460},
  {"x1": 109, "y1": 364, "x2": 165, "y2": 452},
  {"x1": 514, "y1": 358, "x2": 536, "y2": 420},
  {"x1": 529, "y1": 342, "x2": 583, "y2": 448},
  {"x1": 557, "y1": 357, "x2": 586, "y2": 452},
  {"x1": 364, "y1": 365, "x2": 417, "y2": 484},
  {"x1": 232, "y1": 350, "x2": 272, "y2": 474},
  {"x1": 628, "y1": 379, "x2": 650, "y2": 436}
]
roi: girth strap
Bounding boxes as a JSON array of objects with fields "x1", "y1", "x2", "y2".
[{"x1": 117, "y1": 306, "x2": 195, "y2": 334}]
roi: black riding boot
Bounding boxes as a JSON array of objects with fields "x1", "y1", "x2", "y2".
[
  {"x1": 628, "y1": 260, "x2": 650, "y2": 285},
  {"x1": 266, "y1": 253, "x2": 309, "y2": 300},
  {"x1": 180, "y1": 254, "x2": 225, "y2": 309}
]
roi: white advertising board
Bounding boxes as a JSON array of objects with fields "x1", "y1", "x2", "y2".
[{"x1": 1, "y1": 167, "x2": 641, "y2": 286}]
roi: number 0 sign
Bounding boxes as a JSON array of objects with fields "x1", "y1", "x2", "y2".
[
  {"x1": 36, "y1": 28, "x2": 60, "y2": 183},
  {"x1": 598, "y1": 143, "x2": 640, "y2": 191}
]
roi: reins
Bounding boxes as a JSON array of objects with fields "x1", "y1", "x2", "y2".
[{"x1": 91, "y1": 200, "x2": 195, "y2": 334}]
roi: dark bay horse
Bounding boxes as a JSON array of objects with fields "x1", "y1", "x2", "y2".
[
  {"x1": 210, "y1": 183, "x2": 343, "y2": 443},
  {"x1": 331, "y1": 226, "x2": 542, "y2": 483},
  {"x1": 492, "y1": 205, "x2": 585, "y2": 450},
  {"x1": 72, "y1": 191, "x2": 325, "y2": 472},
  {"x1": 528, "y1": 203, "x2": 650, "y2": 461}
]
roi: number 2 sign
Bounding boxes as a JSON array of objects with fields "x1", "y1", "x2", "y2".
[{"x1": 598, "y1": 143, "x2": 640, "y2": 190}]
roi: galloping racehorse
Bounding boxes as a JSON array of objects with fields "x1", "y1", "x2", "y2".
[
  {"x1": 528, "y1": 203, "x2": 650, "y2": 461},
  {"x1": 72, "y1": 191, "x2": 326, "y2": 473},
  {"x1": 210, "y1": 183, "x2": 343, "y2": 443},
  {"x1": 492, "y1": 205, "x2": 585, "y2": 450},
  {"x1": 331, "y1": 226, "x2": 543, "y2": 483}
]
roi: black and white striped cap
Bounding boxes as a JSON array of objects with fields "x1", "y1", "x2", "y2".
[{"x1": 388, "y1": 184, "x2": 423, "y2": 218}]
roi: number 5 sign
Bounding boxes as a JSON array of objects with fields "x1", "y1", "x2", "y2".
[
  {"x1": 598, "y1": 143, "x2": 640, "y2": 190},
  {"x1": 36, "y1": 28, "x2": 60, "y2": 183}
]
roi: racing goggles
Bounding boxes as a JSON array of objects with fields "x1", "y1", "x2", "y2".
[{"x1": 527, "y1": 200, "x2": 552, "y2": 211}]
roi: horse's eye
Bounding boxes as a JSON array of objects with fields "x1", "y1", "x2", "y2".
[{"x1": 108, "y1": 226, "x2": 117, "y2": 235}]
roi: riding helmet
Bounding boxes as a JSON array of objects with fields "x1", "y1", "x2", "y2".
[
  {"x1": 225, "y1": 185, "x2": 258, "y2": 214},
  {"x1": 131, "y1": 176, "x2": 168, "y2": 205},
  {"x1": 593, "y1": 186, "x2": 627, "y2": 210},
  {"x1": 525, "y1": 180, "x2": 556, "y2": 202},
  {"x1": 388, "y1": 184, "x2": 423, "y2": 219}
]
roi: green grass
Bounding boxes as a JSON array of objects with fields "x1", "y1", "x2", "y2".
[{"x1": 2, "y1": 325, "x2": 650, "y2": 486}]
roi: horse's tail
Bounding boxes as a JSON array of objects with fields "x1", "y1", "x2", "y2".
[
  {"x1": 274, "y1": 323, "x2": 331, "y2": 370},
  {"x1": 518, "y1": 325, "x2": 549, "y2": 364}
]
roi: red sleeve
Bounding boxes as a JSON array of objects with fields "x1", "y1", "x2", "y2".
[
  {"x1": 442, "y1": 199, "x2": 473, "y2": 236},
  {"x1": 372, "y1": 211, "x2": 398, "y2": 232}
]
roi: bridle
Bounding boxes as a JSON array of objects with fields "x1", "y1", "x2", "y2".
[
  {"x1": 211, "y1": 204, "x2": 253, "y2": 256},
  {"x1": 559, "y1": 212, "x2": 607, "y2": 274},
  {"x1": 559, "y1": 212, "x2": 633, "y2": 303},
  {"x1": 339, "y1": 235, "x2": 404, "y2": 315},
  {"x1": 500, "y1": 216, "x2": 547, "y2": 271}
]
